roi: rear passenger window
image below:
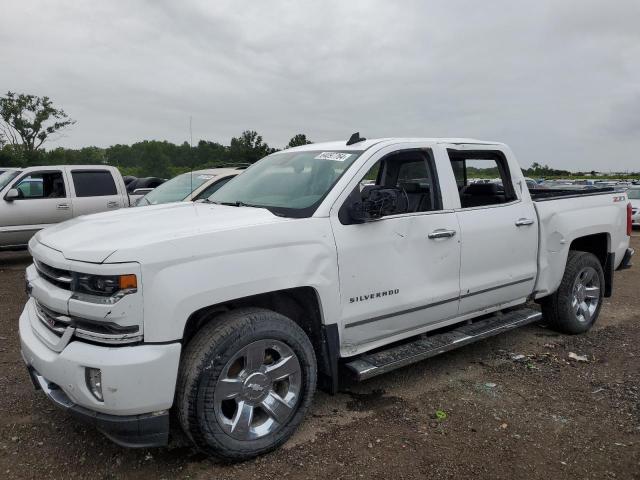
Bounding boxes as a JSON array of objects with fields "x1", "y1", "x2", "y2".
[
  {"x1": 71, "y1": 171, "x2": 117, "y2": 197},
  {"x1": 448, "y1": 150, "x2": 517, "y2": 208}
]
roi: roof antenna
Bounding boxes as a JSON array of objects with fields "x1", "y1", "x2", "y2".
[
  {"x1": 346, "y1": 132, "x2": 366, "y2": 146},
  {"x1": 189, "y1": 116, "x2": 194, "y2": 199}
]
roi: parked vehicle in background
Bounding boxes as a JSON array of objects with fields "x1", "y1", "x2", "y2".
[
  {"x1": 0, "y1": 165, "x2": 130, "y2": 250},
  {"x1": 136, "y1": 167, "x2": 244, "y2": 206},
  {"x1": 19, "y1": 137, "x2": 634, "y2": 460},
  {"x1": 0, "y1": 167, "x2": 19, "y2": 176},
  {"x1": 123, "y1": 175, "x2": 137, "y2": 187},
  {"x1": 126, "y1": 177, "x2": 166, "y2": 204},
  {"x1": 125, "y1": 177, "x2": 165, "y2": 193},
  {"x1": 524, "y1": 177, "x2": 548, "y2": 190},
  {"x1": 629, "y1": 186, "x2": 640, "y2": 228}
]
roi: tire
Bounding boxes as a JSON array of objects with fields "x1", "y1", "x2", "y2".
[
  {"x1": 176, "y1": 308, "x2": 317, "y2": 461},
  {"x1": 540, "y1": 250, "x2": 605, "y2": 334}
]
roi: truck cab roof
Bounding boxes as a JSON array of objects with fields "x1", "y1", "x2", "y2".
[{"x1": 284, "y1": 137, "x2": 506, "y2": 153}]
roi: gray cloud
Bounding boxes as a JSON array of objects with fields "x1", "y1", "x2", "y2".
[{"x1": 1, "y1": 0, "x2": 639, "y2": 170}]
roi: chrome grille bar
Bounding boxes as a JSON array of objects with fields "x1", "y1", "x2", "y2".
[
  {"x1": 33, "y1": 259, "x2": 72, "y2": 289},
  {"x1": 33, "y1": 300, "x2": 142, "y2": 345}
]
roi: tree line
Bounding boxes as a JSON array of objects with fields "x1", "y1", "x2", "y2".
[
  {"x1": 0, "y1": 132, "x2": 312, "y2": 178},
  {"x1": 1, "y1": 92, "x2": 637, "y2": 179},
  {"x1": 0, "y1": 91, "x2": 312, "y2": 178}
]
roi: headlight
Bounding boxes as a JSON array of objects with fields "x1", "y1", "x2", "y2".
[{"x1": 71, "y1": 273, "x2": 137, "y2": 304}]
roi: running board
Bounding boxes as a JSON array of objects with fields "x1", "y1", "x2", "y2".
[{"x1": 345, "y1": 307, "x2": 542, "y2": 381}]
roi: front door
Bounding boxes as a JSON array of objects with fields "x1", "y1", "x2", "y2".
[
  {"x1": 0, "y1": 169, "x2": 72, "y2": 246},
  {"x1": 330, "y1": 146, "x2": 461, "y2": 351}
]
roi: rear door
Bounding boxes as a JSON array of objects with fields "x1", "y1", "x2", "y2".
[
  {"x1": 330, "y1": 144, "x2": 461, "y2": 351},
  {"x1": 446, "y1": 145, "x2": 538, "y2": 315},
  {"x1": 0, "y1": 168, "x2": 73, "y2": 246},
  {"x1": 68, "y1": 168, "x2": 125, "y2": 217}
]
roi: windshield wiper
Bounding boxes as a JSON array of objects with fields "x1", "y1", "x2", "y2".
[
  {"x1": 235, "y1": 201, "x2": 266, "y2": 209},
  {"x1": 209, "y1": 200, "x2": 265, "y2": 208},
  {"x1": 208, "y1": 200, "x2": 288, "y2": 217},
  {"x1": 208, "y1": 200, "x2": 240, "y2": 206}
]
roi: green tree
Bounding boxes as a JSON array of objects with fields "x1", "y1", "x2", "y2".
[
  {"x1": 229, "y1": 130, "x2": 274, "y2": 164},
  {"x1": 195, "y1": 140, "x2": 228, "y2": 167},
  {"x1": 286, "y1": 133, "x2": 312, "y2": 148},
  {"x1": 0, "y1": 92, "x2": 75, "y2": 156}
]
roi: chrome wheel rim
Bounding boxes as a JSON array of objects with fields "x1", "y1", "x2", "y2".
[
  {"x1": 571, "y1": 266, "x2": 600, "y2": 323},
  {"x1": 213, "y1": 339, "x2": 302, "y2": 441}
]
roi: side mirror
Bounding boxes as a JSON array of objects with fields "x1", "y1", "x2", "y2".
[
  {"x1": 348, "y1": 187, "x2": 407, "y2": 223},
  {"x1": 5, "y1": 188, "x2": 20, "y2": 201}
]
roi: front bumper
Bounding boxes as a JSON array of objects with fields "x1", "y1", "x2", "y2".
[
  {"x1": 27, "y1": 367, "x2": 170, "y2": 448},
  {"x1": 617, "y1": 248, "x2": 634, "y2": 271},
  {"x1": 19, "y1": 298, "x2": 182, "y2": 447}
]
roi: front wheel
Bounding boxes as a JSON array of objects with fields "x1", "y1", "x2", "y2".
[
  {"x1": 540, "y1": 250, "x2": 604, "y2": 334},
  {"x1": 176, "y1": 308, "x2": 317, "y2": 461}
]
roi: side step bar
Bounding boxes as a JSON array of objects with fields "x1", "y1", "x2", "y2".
[{"x1": 345, "y1": 307, "x2": 542, "y2": 381}]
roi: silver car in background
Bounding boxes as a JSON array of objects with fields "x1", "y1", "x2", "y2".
[{"x1": 0, "y1": 165, "x2": 130, "y2": 250}]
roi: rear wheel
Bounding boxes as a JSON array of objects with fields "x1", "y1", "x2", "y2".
[
  {"x1": 540, "y1": 251, "x2": 604, "y2": 334},
  {"x1": 176, "y1": 308, "x2": 316, "y2": 461}
]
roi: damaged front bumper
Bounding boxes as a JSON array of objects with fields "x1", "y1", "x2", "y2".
[{"x1": 27, "y1": 367, "x2": 170, "y2": 448}]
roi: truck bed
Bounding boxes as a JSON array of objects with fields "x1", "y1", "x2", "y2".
[
  {"x1": 532, "y1": 186, "x2": 629, "y2": 299},
  {"x1": 529, "y1": 187, "x2": 618, "y2": 201}
]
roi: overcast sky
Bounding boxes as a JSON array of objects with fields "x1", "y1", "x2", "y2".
[{"x1": 2, "y1": 0, "x2": 639, "y2": 170}]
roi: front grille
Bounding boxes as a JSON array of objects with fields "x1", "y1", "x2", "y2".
[
  {"x1": 34, "y1": 259, "x2": 72, "y2": 290},
  {"x1": 34, "y1": 300, "x2": 71, "y2": 336},
  {"x1": 33, "y1": 299, "x2": 142, "y2": 345}
]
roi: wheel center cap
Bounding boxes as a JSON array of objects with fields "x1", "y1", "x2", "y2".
[{"x1": 243, "y1": 372, "x2": 270, "y2": 401}]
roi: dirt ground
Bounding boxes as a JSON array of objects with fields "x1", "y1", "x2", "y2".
[{"x1": 1, "y1": 236, "x2": 639, "y2": 480}]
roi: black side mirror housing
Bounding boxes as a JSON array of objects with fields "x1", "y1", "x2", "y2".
[{"x1": 347, "y1": 186, "x2": 408, "y2": 223}]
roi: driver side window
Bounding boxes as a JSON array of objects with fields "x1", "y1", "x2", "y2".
[
  {"x1": 359, "y1": 150, "x2": 441, "y2": 214},
  {"x1": 14, "y1": 171, "x2": 66, "y2": 199}
]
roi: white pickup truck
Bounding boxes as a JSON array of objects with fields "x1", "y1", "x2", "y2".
[
  {"x1": 19, "y1": 137, "x2": 634, "y2": 460},
  {"x1": 0, "y1": 165, "x2": 130, "y2": 249}
]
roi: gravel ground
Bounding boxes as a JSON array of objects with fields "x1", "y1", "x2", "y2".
[{"x1": 1, "y1": 236, "x2": 639, "y2": 479}]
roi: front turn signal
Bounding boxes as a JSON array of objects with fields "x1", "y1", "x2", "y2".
[{"x1": 118, "y1": 274, "x2": 138, "y2": 290}]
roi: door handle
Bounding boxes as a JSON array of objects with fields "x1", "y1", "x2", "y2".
[
  {"x1": 107, "y1": 201, "x2": 118, "y2": 208},
  {"x1": 56, "y1": 204, "x2": 70, "y2": 210},
  {"x1": 428, "y1": 229, "x2": 457, "y2": 239},
  {"x1": 515, "y1": 218, "x2": 535, "y2": 226}
]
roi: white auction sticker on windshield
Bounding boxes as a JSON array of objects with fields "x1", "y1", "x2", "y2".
[{"x1": 314, "y1": 152, "x2": 352, "y2": 162}]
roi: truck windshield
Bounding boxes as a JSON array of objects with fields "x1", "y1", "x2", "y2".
[
  {"x1": 628, "y1": 189, "x2": 640, "y2": 200},
  {"x1": 208, "y1": 150, "x2": 363, "y2": 217},
  {"x1": 138, "y1": 172, "x2": 214, "y2": 206},
  {"x1": 0, "y1": 170, "x2": 20, "y2": 192}
]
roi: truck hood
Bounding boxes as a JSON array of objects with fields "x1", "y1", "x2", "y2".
[{"x1": 34, "y1": 202, "x2": 290, "y2": 263}]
